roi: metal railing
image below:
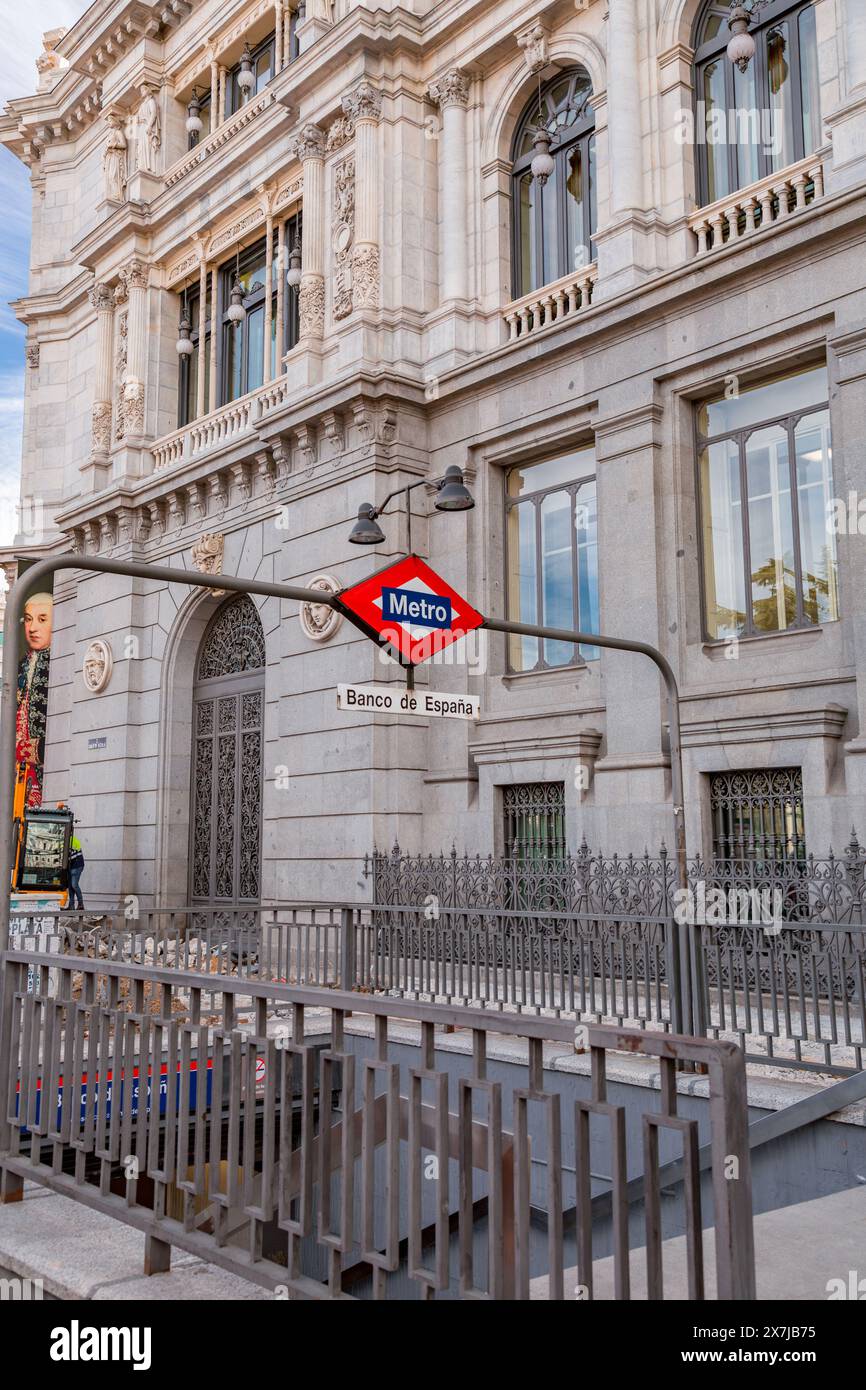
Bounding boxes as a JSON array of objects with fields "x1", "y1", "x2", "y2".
[
  {"x1": 14, "y1": 874, "x2": 866, "y2": 1074},
  {"x1": 361, "y1": 843, "x2": 866, "y2": 1074},
  {"x1": 365, "y1": 839, "x2": 866, "y2": 923},
  {"x1": 0, "y1": 943, "x2": 754, "y2": 1300}
]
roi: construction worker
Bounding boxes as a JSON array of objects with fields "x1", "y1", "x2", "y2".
[{"x1": 68, "y1": 830, "x2": 85, "y2": 911}]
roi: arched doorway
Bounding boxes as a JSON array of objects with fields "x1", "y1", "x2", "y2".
[{"x1": 189, "y1": 595, "x2": 265, "y2": 906}]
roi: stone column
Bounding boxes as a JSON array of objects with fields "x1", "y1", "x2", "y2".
[
  {"x1": 88, "y1": 281, "x2": 114, "y2": 488},
  {"x1": 274, "y1": 0, "x2": 284, "y2": 72},
  {"x1": 427, "y1": 69, "x2": 470, "y2": 303},
  {"x1": 342, "y1": 81, "x2": 382, "y2": 311},
  {"x1": 264, "y1": 213, "x2": 274, "y2": 379},
  {"x1": 218, "y1": 66, "x2": 227, "y2": 125},
  {"x1": 209, "y1": 52, "x2": 219, "y2": 123},
  {"x1": 122, "y1": 259, "x2": 148, "y2": 440},
  {"x1": 293, "y1": 123, "x2": 326, "y2": 339},
  {"x1": 607, "y1": 0, "x2": 643, "y2": 216},
  {"x1": 196, "y1": 255, "x2": 208, "y2": 419}
]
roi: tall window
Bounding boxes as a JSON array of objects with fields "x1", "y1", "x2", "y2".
[
  {"x1": 697, "y1": 363, "x2": 838, "y2": 641},
  {"x1": 506, "y1": 447, "x2": 599, "y2": 671},
  {"x1": 178, "y1": 212, "x2": 301, "y2": 422},
  {"x1": 179, "y1": 283, "x2": 211, "y2": 428},
  {"x1": 225, "y1": 30, "x2": 282, "y2": 117},
  {"x1": 511, "y1": 69, "x2": 596, "y2": 298},
  {"x1": 693, "y1": 1, "x2": 821, "y2": 206}
]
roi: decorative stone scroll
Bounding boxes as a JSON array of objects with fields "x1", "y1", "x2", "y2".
[
  {"x1": 191, "y1": 533, "x2": 226, "y2": 595},
  {"x1": 516, "y1": 21, "x2": 550, "y2": 74}
]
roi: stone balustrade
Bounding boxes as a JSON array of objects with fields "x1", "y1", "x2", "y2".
[
  {"x1": 689, "y1": 155, "x2": 826, "y2": 257},
  {"x1": 503, "y1": 265, "x2": 598, "y2": 343},
  {"x1": 163, "y1": 90, "x2": 275, "y2": 190},
  {"x1": 151, "y1": 384, "x2": 270, "y2": 472}
]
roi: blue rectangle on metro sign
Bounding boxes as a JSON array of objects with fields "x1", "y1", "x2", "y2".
[{"x1": 381, "y1": 586, "x2": 452, "y2": 630}]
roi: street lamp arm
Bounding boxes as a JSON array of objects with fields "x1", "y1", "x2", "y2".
[
  {"x1": 480, "y1": 614, "x2": 686, "y2": 861},
  {"x1": 0, "y1": 553, "x2": 345, "y2": 955},
  {"x1": 368, "y1": 475, "x2": 436, "y2": 522}
]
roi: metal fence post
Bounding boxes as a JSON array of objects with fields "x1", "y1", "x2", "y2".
[{"x1": 340, "y1": 907, "x2": 357, "y2": 991}]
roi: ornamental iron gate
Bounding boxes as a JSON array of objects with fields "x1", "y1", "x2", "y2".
[{"x1": 190, "y1": 596, "x2": 265, "y2": 907}]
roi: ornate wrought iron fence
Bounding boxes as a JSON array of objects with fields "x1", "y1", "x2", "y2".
[
  {"x1": 0, "y1": 943, "x2": 755, "y2": 1300},
  {"x1": 364, "y1": 836, "x2": 866, "y2": 925}
]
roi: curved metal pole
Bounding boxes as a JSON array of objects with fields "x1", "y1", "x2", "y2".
[
  {"x1": 482, "y1": 613, "x2": 691, "y2": 1034},
  {"x1": 0, "y1": 554, "x2": 343, "y2": 954}
]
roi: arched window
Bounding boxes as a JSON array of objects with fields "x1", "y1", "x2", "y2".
[
  {"x1": 511, "y1": 69, "x2": 596, "y2": 298},
  {"x1": 693, "y1": 0, "x2": 821, "y2": 206}
]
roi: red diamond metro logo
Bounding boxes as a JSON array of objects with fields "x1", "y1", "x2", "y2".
[{"x1": 335, "y1": 555, "x2": 484, "y2": 666}]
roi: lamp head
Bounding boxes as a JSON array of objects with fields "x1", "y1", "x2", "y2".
[
  {"x1": 434, "y1": 465, "x2": 474, "y2": 512},
  {"x1": 348, "y1": 503, "x2": 386, "y2": 545}
]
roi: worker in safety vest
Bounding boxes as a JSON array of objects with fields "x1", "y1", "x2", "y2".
[{"x1": 68, "y1": 831, "x2": 85, "y2": 911}]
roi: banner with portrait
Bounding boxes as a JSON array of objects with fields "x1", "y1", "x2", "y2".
[{"x1": 13, "y1": 562, "x2": 54, "y2": 811}]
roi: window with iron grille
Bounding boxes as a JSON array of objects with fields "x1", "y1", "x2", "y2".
[
  {"x1": 503, "y1": 782, "x2": 566, "y2": 860},
  {"x1": 709, "y1": 767, "x2": 805, "y2": 863}
]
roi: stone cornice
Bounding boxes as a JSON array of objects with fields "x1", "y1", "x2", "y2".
[{"x1": 680, "y1": 704, "x2": 849, "y2": 749}]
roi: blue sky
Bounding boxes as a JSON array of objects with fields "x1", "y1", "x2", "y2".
[{"x1": 0, "y1": 3, "x2": 85, "y2": 545}]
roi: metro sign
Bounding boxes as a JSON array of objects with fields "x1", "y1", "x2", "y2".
[{"x1": 336, "y1": 555, "x2": 484, "y2": 665}]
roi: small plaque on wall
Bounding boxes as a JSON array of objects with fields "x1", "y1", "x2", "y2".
[{"x1": 88, "y1": 736, "x2": 107, "y2": 751}]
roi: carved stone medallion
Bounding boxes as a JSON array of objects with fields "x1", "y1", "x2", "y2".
[
  {"x1": 82, "y1": 639, "x2": 113, "y2": 694},
  {"x1": 299, "y1": 574, "x2": 344, "y2": 642}
]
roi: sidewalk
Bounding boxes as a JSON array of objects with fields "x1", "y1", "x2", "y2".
[
  {"x1": 0, "y1": 1184, "x2": 270, "y2": 1300},
  {"x1": 529, "y1": 1184, "x2": 866, "y2": 1299}
]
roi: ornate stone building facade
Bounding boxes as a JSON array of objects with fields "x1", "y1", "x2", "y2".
[{"x1": 2, "y1": 0, "x2": 866, "y2": 906}]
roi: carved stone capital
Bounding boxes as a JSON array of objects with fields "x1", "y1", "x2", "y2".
[
  {"x1": 427, "y1": 68, "x2": 470, "y2": 109},
  {"x1": 292, "y1": 121, "x2": 326, "y2": 163},
  {"x1": 342, "y1": 80, "x2": 382, "y2": 125},
  {"x1": 123, "y1": 258, "x2": 149, "y2": 292},
  {"x1": 89, "y1": 281, "x2": 114, "y2": 313}
]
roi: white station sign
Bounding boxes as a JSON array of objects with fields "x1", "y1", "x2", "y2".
[{"x1": 337, "y1": 683, "x2": 480, "y2": 721}]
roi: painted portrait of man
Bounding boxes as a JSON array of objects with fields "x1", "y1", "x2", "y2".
[{"x1": 16, "y1": 591, "x2": 53, "y2": 809}]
